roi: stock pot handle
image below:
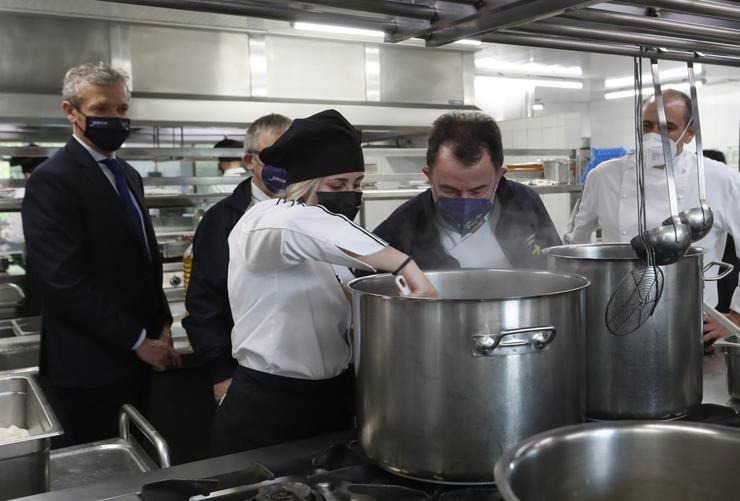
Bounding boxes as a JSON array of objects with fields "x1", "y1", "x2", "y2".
[
  {"x1": 473, "y1": 326, "x2": 556, "y2": 357},
  {"x1": 703, "y1": 261, "x2": 734, "y2": 281}
]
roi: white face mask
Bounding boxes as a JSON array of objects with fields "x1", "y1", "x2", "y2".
[
  {"x1": 640, "y1": 120, "x2": 692, "y2": 169},
  {"x1": 642, "y1": 132, "x2": 677, "y2": 169}
]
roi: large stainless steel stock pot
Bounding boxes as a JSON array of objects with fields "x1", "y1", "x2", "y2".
[
  {"x1": 494, "y1": 421, "x2": 740, "y2": 501},
  {"x1": 348, "y1": 269, "x2": 589, "y2": 483},
  {"x1": 544, "y1": 244, "x2": 730, "y2": 419}
]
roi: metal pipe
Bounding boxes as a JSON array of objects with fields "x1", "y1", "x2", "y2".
[
  {"x1": 119, "y1": 404, "x2": 171, "y2": 469},
  {"x1": 424, "y1": 0, "x2": 600, "y2": 47},
  {"x1": 478, "y1": 31, "x2": 740, "y2": 68},
  {"x1": 285, "y1": 0, "x2": 437, "y2": 21},
  {"x1": 95, "y1": 0, "x2": 422, "y2": 34},
  {"x1": 564, "y1": 8, "x2": 740, "y2": 46},
  {"x1": 615, "y1": 0, "x2": 740, "y2": 22},
  {"x1": 525, "y1": 19, "x2": 740, "y2": 58}
]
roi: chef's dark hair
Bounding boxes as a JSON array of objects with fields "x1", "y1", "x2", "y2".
[
  {"x1": 703, "y1": 149, "x2": 726, "y2": 164},
  {"x1": 426, "y1": 112, "x2": 504, "y2": 170},
  {"x1": 213, "y1": 138, "x2": 243, "y2": 163}
]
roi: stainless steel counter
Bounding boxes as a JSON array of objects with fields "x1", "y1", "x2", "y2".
[{"x1": 14, "y1": 352, "x2": 739, "y2": 501}]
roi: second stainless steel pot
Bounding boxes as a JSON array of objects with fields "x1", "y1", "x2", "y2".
[
  {"x1": 544, "y1": 243, "x2": 717, "y2": 419},
  {"x1": 349, "y1": 269, "x2": 589, "y2": 483},
  {"x1": 494, "y1": 421, "x2": 740, "y2": 501}
]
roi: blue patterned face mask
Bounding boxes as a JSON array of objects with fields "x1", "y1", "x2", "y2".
[
  {"x1": 260, "y1": 164, "x2": 288, "y2": 193},
  {"x1": 435, "y1": 197, "x2": 493, "y2": 235}
]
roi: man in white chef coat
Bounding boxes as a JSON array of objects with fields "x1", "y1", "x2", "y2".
[{"x1": 564, "y1": 90, "x2": 740, "y2": 340}]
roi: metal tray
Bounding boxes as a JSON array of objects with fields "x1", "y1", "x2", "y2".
[
  {"x1": 50, "y1": 405, "x2": 170, "y2": 492},
  {"x1": 51, "y1": 440, "x2": 158, "y2": 491},
  {"x1": 11, "y1": 316, "x2": 41, "y2": 337},
  {"x1": 0, "y1": 340, "x2": 40, "y2": 372},
  {"x1": 0, "y1": 375, "x2": 63, "y2": 499}
]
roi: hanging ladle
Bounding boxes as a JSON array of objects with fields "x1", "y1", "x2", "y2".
[
  {"x1": 659, "y1": 61, "x2": 714, "y2": 242},
  {"x1": 631, "y1": 59, "x2": 691, "y2": 266}
]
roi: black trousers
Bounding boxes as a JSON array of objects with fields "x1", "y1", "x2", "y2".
[
  {"x1": 717, "y1": 236, "x2": 740, "y2": 313},
  {"x1": 42, "y1": 371, "x2": 150, "y2": 448},
  {"x1": 211, "y1": 365, "x2": 354, "y2": 457}
]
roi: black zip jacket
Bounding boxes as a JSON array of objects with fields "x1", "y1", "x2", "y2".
[
  {"x1": 183, "y1": 179, "x2": 252, "y2": 384},
  {"x1": 373, "y1": 177, "x2": 562, "y2": 269}
]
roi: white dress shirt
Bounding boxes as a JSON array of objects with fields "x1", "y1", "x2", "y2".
[
  {"x1": 437, "y1": 196, "x2": 512, "y2": 269},
  {"x1": 565, "y1": 151, "x2": 740, "y2": 310},
  {"x1": 211, "y1": 167, "x2": 247, "y2": 193},
  {"x1": 247, "y1": 178, "x2": 270, "y2": 210},
  {"x1": 227, "y1": 199, "x2": 387, "y2": 379},
  {"x1": 73, "y1": 135, "x2": 149, "y2": 349}
]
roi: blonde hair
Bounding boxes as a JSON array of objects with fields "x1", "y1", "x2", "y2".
[{"x1": 280, "y1": 178, "x2": 321, "y2": 202}]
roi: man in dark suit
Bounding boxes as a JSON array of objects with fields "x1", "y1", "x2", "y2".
[
  {"x1": 184, "y1": 113, "x2": 290, "y2": 405},
  {"x1": 22, "y1": 62, "x2": 180, "y2": 447}
]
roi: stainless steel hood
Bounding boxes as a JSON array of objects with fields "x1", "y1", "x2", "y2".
[
  {"x1": 0, "y1": 1, "x2": 478, "y2": 138},
  {"x1": 95, "y1": 0, "x2": 740, "y2": 67}
]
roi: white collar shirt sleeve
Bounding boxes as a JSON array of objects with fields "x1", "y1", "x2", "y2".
[{"x1": 227, "y1": 199, "x2": 387, "y2": 379}]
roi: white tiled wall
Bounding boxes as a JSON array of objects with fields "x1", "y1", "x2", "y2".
[
  {"x1": 498, "y1": 113, "x2": 581, "y2": 149},
  {"x1": 589, "y1": 81, "x2": 740, "y2": 166},
  {"x1": 540, "y1": 193, "x2": 573, "y2": 239}
]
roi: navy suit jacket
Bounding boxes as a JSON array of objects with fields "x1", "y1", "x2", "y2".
[{"x1": 22, "y1": 137, "x2": 171, "y2": 388}]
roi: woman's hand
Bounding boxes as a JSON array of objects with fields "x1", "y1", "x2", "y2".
[
  {"x1": 401, "y1": 261, "x2": 438, "y2": 298},
  {"x1": 355, "y1": 246, "x2": 438, "y2": 298}
]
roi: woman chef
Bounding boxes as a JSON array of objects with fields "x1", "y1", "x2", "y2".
[{"x1": 211, "y1": 109, "x2": 437, "y2": 455}]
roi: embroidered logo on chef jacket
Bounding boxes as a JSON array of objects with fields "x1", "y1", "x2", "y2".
[{"x1": 525, "y1": 233, "x2": 543, "y2": 255}]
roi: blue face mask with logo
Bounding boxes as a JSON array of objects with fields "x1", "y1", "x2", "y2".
[
  {"x1": 435, "y1": 197, "x2": 493, "y2": 236},
  {"x1": 260, "y1": 164, "x2": 288, "y2": 193}
]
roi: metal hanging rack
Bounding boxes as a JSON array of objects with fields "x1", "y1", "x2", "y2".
[{"x1": 95, "y1": 0, "x2": 740, "y2": 67}]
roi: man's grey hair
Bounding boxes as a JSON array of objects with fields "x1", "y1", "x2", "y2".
[
  {"x1": 62, "y1": 62, "x2": 130, "y2": 107},
  {"x1": 244, "y1": 114, "x2": 292, "y2": 153}
]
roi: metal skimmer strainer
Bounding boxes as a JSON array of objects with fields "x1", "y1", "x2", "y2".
[{"x1": 606, "y1": 57, "x2": 664, "y2": 336}]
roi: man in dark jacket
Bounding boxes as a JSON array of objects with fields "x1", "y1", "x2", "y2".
[
  {"x1": 183, "y1": 114, "x2": 291, "y2": 403},
  {"x1": 374, "y1": 112, "x2": 560, "y2": 269},
  {"x1": 22, "y1": 62, "x2": 179, "y2": 447}
]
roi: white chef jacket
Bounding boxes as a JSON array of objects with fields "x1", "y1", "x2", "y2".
[
  {"x1": 227, "y1": 199, "x2": 387, "y2": 379},
  {"x1": 211, "y1": 167, "x2": 247, "y2": 193},
  {"x1": 437, "y1": 196, "x2": 512, "y2": 269},
  {"x1": 564, "y1": 150, "x2": 740, "y2": 311}
]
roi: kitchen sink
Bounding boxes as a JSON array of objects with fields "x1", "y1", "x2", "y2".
[
  {"x1": 12, "y1": 316, "x2": 41, "y2": 337},
  {"x1": 0, "y1": 341, "x2": 40, "y2": 371},
  {"x1": 0, "y1": 320, "x2": 15, "y2": 338}
]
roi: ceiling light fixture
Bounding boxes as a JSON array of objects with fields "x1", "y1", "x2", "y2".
[
  {"x1": 604, "y1": 80, "x2": 703, "y2": 100},
  {"x1": 453, "y1": 39, "x2": 482, "y2": 46},
  {"x1": 532, "y1": 100, "x2": 545, "y2": 111},
  {"x1": 605, "y1": 64, "x2": 703, "y2": 89},
  {"x1": 475, "y1": 60, "x2": 583, "y2": 77},
  {"x1": 293, "y1": 22, "x2": 385, "y2": 38},
  {"x1": 483, "y1": 76, "x2": 583, "y2": 89}
]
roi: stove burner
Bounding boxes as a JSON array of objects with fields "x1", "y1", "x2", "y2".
[
  {"x1": 437, "y1": 488, "x2": 504, "y2": 500},
  {"x1": 255, "y1": 481, "x2": 315, "y2": 501},
  {"x1": 345, "y1": 484, "x2": 428, "y2": 500}
]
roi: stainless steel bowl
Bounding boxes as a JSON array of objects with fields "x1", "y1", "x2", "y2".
[
  {"x1": 494, "y1": 421, "x2": 740, "y2": 501},
  {"x1": 717, "y1": 335, "x2": 740, "y2": 400}
]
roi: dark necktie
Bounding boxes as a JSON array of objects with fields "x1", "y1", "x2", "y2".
[{"x1": 100, "y1": 158, "x2": 147, "y2": 246}]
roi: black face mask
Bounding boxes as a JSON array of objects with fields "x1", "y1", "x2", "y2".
[
  {"x1": 74, "y1": 109, "x2": 130, "y2": 152},
  {"x1": 316, "y1": 191, "x2": 363, "y2": 221}
]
